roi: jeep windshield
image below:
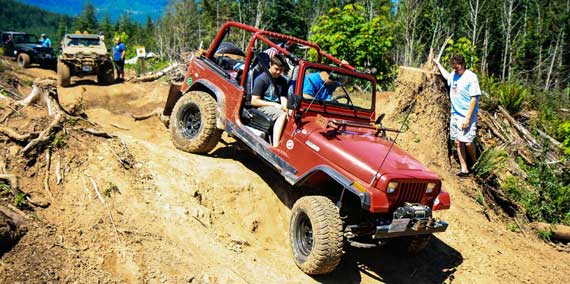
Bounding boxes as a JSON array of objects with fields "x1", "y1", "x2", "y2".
[
  {"x1": 13, "y1": 34, "x2": 39, "y2": 44},
  {"x1": 67, "y1": 38, "x2": 101, "y2": 47},
  {"x1": 301, "y1": 67, "x2": 374, "y2": 111}
]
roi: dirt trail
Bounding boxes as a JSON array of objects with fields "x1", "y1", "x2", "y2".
[{"x1": 1, "y1": 65, "x2": 569, "y2": 284}]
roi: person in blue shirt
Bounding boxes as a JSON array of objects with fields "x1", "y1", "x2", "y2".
[
  {"x1": 434, "y1": 55, "x2": 481, "y2": 177},
  {"x1": 40, "y1": 34, "x2": 51, "y2": 48},
  {"x1": 302, "y1": 71, "x2": 342, "y2": 101},
  {"x1": 113, "y1": 36, "x2": 126, "y2": 81}
]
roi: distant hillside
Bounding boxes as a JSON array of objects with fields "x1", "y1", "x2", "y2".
[
  {"x1": 0, "y1": 0, "x2": 73, "y2": 47},
  {"x1": 17, "y1": 0, "x2": 167, "y2": 23}
]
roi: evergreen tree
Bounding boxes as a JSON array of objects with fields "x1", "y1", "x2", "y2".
[{"x1": 76, "y1": 0, "x2": 98, "y2": 33}]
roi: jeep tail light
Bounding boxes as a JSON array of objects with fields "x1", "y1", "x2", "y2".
[{"x1": 387, "y1": 182, "x2": 398, "y2": 194}]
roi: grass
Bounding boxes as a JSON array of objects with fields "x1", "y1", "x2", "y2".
[
  {"x1": 51, "y1": 134, "x2": 67, "y2": 149},
  {"x1": 471, "y1": 146, "x2": 509, "y2": 180}
]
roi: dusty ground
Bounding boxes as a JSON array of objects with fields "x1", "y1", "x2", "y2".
[{"x1": 0, "y1": 61, "x2": 569, "y2": 284}]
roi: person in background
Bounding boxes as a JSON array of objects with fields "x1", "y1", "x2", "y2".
[
  {"x1": 302, "y1": 71, "x2": 343, "y2": 101},
  {"x1": 113, "y1": 36, "x2": 126, "y2": 81},
  {"x1": 40, "y1": 34, "x2": 51, "y2": 48},
  {"x1": 434, "y1": 55, "x2": 481, "y2": 177}
]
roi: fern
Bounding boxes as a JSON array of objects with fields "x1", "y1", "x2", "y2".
[{"x1": 472, "y1": 147, "x2": 510, "y2": 179}]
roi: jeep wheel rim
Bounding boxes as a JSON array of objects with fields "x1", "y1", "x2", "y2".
[
  {"x1": 180, "y1": 104, "x2": 201, "y2": 139},
  {"x1": 295, "y1": 212, "x2": 313, "y2": 257}
]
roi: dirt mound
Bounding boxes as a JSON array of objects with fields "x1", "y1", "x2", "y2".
[{"x1": 380, "y1": 66, "x2": 451, "y2": 172}]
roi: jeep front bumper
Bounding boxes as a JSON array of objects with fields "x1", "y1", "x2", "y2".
[{"x1": 372, "y1": 218, "x2": 448, "y2": 239}]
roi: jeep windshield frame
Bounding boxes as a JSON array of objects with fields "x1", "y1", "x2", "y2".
[
  {"x1": 294, "y1": 62, "x2": 377, "y2": 121},
  {"x1": 13, "y1": 34, "x2": 39, "y2": 44}
]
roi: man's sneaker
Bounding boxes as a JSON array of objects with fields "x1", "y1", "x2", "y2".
[{"x1": 456, "y1": 171, "x2": 470, "y2": 178}]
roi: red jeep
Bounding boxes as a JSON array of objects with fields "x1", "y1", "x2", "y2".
[{"x1": 163, "y1": 22, "x2": 450, "y2": 275}]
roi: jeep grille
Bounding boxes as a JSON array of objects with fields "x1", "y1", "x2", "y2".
[{"x1": 395, "y1": 181, "x2": 425, "y2": 206}]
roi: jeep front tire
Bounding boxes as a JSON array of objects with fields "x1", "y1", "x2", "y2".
[
  {"x1": 17, "y1": 53, "x2": 30, "y2": 68},
  {"x1": 290, "y1": 196, "x2": 344, "y2": 275},
  {"x1": 170, "y1": 91, "x2": 221, "y2": 153},
  {"x1": 97, "y1": 63, "x2": 114, "y2": 85},
  {"x1": 57, "y1": 61, "x2": 71, "y2": 87}
]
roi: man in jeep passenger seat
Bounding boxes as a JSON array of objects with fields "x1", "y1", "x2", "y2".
[{"x1": 251, "y1": 54, "x2": 289, "y2": 147}]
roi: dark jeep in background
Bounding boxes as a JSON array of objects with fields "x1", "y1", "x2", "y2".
[{"x1": 1, "y1": 31, "x2": 56, "y2": 68}]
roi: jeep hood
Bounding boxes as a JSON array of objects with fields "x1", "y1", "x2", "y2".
[
  {"x1": 307, "y1": 130, "x2": 439, "y2": 182},
  {"x1": 63, "y1": 47, "x2": 107, "y2": 56},
  {"x1": 16, "y1": 43, "x2": 44, "y2": 50}
]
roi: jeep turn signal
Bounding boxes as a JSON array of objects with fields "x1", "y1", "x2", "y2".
[
  {"x1": 426, "y1": 183, "x2": 436, "y2": 194},
  {"x1": 387, "y1": 182, "x2": 398, "y2": 194}
]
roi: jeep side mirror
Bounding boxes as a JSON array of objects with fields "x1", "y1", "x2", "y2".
[
  {"x1": 287, "y1": 94, "x2": 302, "y2": 111},
  {"x1": 375, "y1": 113, "x2": 385, "y2": 125}
]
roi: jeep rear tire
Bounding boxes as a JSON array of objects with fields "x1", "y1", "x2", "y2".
[
  {"x1": 290, "y1": 196, "x2": 344, "y2": 275},
  {"x1": 57, "y1": 61, "x2": 71, "y2": 87},
  {"x1": 170, "y1": 91, "x2": 221, "y2": 154},
  {"x1": 17, "y1": 53, "x2": 30, "y2": 68}
]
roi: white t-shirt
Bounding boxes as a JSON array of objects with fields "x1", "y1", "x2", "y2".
[{"x1": 445, "y1": 69, "x2": 481, "y2": 118}]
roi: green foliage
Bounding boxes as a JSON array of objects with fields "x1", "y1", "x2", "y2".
[
  {"x1": 309, "y1": 4, "x2": 395, "y2": 83},
  {"x1": 558, "y1": 121, "x2": 570, "y2": 156},
  {"x1": 536, "y1": 228, "x2": 553, "y2": 241},
  {"x1": 497, "y1": 81, "x2": 527, "y2": 113},
  {"x1": 478, "y1": 74, "x2": 499, "y2": 111},
  {"x1": 14, "y1": 192, "x2": 26, "y2": 208},
  {"x1": 443, "y1": 37, "x2": 479, "y2": 70},
  {"x1": 472, "y1": 147, "x2": 510, "y2": 180},
  {"x1": 263, "y1": 0, "x2": 307, "y2": 39},
  {"x1": 0, "y1": 182, "x2": 10, "y2": 194},
  {"x1": 51, "y1": 134, "x2": 67, "y2": 149},
  {"x1": 516, "y1": 156, "x2": 570, "y2": 225}
]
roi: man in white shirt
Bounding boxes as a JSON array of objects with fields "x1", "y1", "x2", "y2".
[{"x1": 434, "y1": 55, "x2": 481, "y2": 177}]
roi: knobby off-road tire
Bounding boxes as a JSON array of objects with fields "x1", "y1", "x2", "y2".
[
  {"x1": 57, "y1": 61, "x2": 71, "y2": 87},
  {"x1": 97, "y1": 63, "x2": 114, "y2": 85},
  {"x1": 290, "y1": 196, "x2": 344, "y2": 275},
  {"x1": 17, "y1": 53, "x2": 30, "y2": 68},
  {"x1": 170, "y1": 91, "x2": 222, "y2": 154}
]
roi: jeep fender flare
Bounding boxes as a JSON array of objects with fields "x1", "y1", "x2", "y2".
[
  {"x1": 294, "y1": 165, "x2": 371, "y2": 210},
  {"x1": 185, "y1": 79, "x2": 226, "y2": 130}
]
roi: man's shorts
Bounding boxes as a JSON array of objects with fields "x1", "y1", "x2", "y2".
[
  {"x1": 258, "y1": 106, "x2": 285, "y2": 120},
  {"x1": 450, "y1": 115, "x2": 477, "y2": 143},
  {"x1": 114, "y1": 59, "x2": 125, "y2": 73}
]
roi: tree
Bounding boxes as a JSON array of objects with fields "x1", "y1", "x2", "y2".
[
  {"x1": 262, "y1": 0, "x2": 306, "y2": 38},
  {"x1": 76, "y1": 0, "x2": 98, "y2": 33},
  {"x1": 310, "y1": 4, "x2": 395, "y2": 82}
]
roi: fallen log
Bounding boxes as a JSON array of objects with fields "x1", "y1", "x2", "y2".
[
  {"x1": 498, "y1": 106, "x2": 541, "y2": 150},
  {"x1": 128, "y1": 63, "x2": 180, "y2": 83},
  {"x1": 529, "y1": 222, "x2": 570, "y2": 241}
]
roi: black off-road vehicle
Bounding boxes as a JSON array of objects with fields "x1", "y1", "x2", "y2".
[{"x1": 0, "y1": 31, "x2": 56, "y2": 68}]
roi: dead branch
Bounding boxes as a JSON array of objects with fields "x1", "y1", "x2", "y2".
[
  {"x1": 85, "y1": 173, "x2": 123, "y2": 247},
  {"x1": 529, "y1": 222, "x2": 570, "y2": 241},
  {"x1": 128, "y1": 63, "x2": 180, "y2": 83},
  {"x1": 132, "y1": 108, "x2": 161, "y2": 121},
  {"x1": 76, "y1": 128, "x2": 116, "y2": 139},
  {"x1": 80, "y1": 175, "x2": 92, "y2": 199},
  {"x1": 110, "y1": 123, "x2": 129, "y2": 130},
  {"x1": 0, "y1": 205, "x2": 28, "y2": 224},
  {"x1": 0, "y1": 108, "x2": 15, "y2": 123},
  {"x1": 43, "y1": 150, "x2": 55, "y2": 203},
  {"x1": 55, "y1": 153, "x2": 62, "y2": 185},
  {"x1": 479, "y1": 111, "x2": 509, "y2": 143},
  {"x1": 21, "y1": 112, "x2": 64, "y2": 155},
  {"x1": 0, "y1": 82, "x2": 23, "y2": 100},
  {"x1": 0, "y1": 126, "x2": 32, "y2": 142},
  {"x1": 498, "y1": 106, "x2": 541, "y2": 150},
  {"x1": 535, "y1": 129, "x2": 563, "y2": 149}
]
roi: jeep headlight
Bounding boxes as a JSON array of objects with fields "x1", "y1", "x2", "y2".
[
  {"x1": 426, "y1": 183, "x2": 436, "y2": 194},
  {"x1": 387, "y1": 181, "x2": 398, "y2": 194}
]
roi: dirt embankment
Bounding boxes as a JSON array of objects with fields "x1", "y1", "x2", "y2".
[{"x1": 0, "y1": 62, "x2": 569, "y2": 284}]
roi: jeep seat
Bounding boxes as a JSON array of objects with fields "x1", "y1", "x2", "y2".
[{"x1": 241, "y1": 52, "x2": 274, "y2": 138}]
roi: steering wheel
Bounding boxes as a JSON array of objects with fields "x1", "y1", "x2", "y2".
[{"x1": 332, "y1": 94, "x2": 354, "y2": 107}]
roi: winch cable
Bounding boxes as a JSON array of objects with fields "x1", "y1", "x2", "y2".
[{"x1": 369, "y1": 93, "x2": 420, "y2": 187}]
